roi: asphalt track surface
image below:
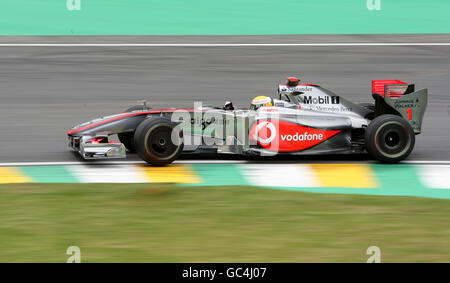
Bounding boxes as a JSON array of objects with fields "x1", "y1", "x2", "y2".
[{"x1": 0, "y1": 34, "x2": 449, "y2": 163}]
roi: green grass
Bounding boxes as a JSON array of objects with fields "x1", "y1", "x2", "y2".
[{"x1": 0, "y1": 184, "x2": 449, "y2": 262}]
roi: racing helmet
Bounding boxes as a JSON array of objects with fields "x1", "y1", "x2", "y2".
[{"x1": 250, "y1": 96, "x2": 273, "y2": 111}]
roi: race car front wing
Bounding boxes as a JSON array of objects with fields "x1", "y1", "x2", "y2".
[{"x1": 69, "y1": 135, "x2": 126, "y2": 159}]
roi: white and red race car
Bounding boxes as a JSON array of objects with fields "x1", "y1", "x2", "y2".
[{"x1": 67, "y1": 77, "x2": 428, "y2": 165}]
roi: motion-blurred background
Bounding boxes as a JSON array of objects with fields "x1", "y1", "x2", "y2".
[{"x1": 0, "y1": 0, "x2": 449, "y2": 262}]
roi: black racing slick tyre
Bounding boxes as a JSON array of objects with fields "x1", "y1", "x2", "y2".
[
  {"x1": 134, "y1": 117, "x2": 183, "y2": 166},
  {"x1": 118, "y1": 105, "x2": 150, "y2": 153},
  {"x1": 365, "y1": 114, "x2": 415, "y2": 163}
]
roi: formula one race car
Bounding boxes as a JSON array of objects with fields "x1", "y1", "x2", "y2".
[{"x1": 67, "y1": 77, "x2": 428, "y2": 165}]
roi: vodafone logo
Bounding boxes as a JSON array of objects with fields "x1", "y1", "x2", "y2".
[
  {"x1": 250, "y1": 119, "x2": 342, "y2": 152},
  {"x1": 280, "y1": 132, "x2": 324, "y2": 142},
  {"x1": 253, "y1": 121, "x2": 276, "y2": 145}
]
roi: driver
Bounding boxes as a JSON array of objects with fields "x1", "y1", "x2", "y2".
[{"x1": 250, "y1": 96, "x2": 274, "y2": 111}]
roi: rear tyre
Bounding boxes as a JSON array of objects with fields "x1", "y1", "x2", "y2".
[
  {"x1": 118, "y1": 105, "x2": 150, "y2": 153},
  {"x1": 134, "y1": 117, "x2": 183, "y2": 166},
  {"x1": 365, "y1": 114, "x2": 415, "y2": 163}
]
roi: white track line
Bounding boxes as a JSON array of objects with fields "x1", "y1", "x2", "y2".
[
  {"x1": 67, "y1": 165, "x2": 149, "y2": 183},
  {"x1": 239, "y1": 164, "x2": 319, "y2": 187},
  {"x1": 402, "y1": 161, "x2": 450, "y2": 164},
  {"x1": 417, "y1": 165, "x2": 450, "y2": 189},
  {"x1": 0, "y1": 160, "x2": 449, "y2": 167},
  {"x1": 0, "y1": 43, "x2": 449, "y2": 47}
]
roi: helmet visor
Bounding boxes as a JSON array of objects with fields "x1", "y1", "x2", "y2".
[{"x1": 250, "y1": 104, "x2": 260, "y2": 111}]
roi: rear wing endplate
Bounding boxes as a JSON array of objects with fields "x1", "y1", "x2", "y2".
[{"x1": 372, "y1": 82, "x2": 428, "y2": 134}]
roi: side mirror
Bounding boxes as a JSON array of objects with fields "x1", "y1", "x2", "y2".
[{"x1": 223, "y1": 101, "x2": 234, "y2": 110}]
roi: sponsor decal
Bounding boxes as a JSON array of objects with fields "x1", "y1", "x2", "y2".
[
  {"x1": 190, "y1": 116, "x2": 217, "y2": 129},
  {"x1": 303, "y1": 95, "x2": 340, "y2": 104},
  {"x1": 279, "y1": 86, "x2": 313, "y2": 92},
  {"x1": 249, "y1": 120, "x2": 342, "y2": 152},
  {"x1": 188, "y1": 115, "x2": 230, "y2": 129},
  {"x1": 393, "y1": 99, "x2": 419, "y2": 109},
  {"x1": 252, "y1": 121, "x2": 277, "y2": 145},
  {"x1": 303, "y1": 105, "x2": 352, "y2": 113},
  {"x1": 280, "y1": 132, "x2": 324, "y2": 142},
  {"x1": 260, "y1": 108, "x2": 279, "y2": 113}
]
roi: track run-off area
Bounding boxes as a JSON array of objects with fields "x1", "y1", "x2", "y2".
[{"x1": 1, "y1": 161, "x2": 450, "y2": 199}]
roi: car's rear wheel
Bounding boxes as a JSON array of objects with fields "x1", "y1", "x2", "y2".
[
  {"x1": 118, "y1": 105, "x2": 150, "y2": 153},
  {"x1": 134, "y1": 117, "x2": 183, "y2": 166},
  {"x1": 365, "y1": 114, "x2": 415, "y2": 163}
]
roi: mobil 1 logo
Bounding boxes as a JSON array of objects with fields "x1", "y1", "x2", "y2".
[{"x1": 302, "y1": 95, "x2": 340, "y2": 105}]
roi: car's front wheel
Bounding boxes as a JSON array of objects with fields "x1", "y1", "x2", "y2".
[
  {"x1": 134, "y1": 117, "x2": 183, "y2": 166},
  {"x1": 365, "y1": 114, "x2": 415, "y2": 163}
]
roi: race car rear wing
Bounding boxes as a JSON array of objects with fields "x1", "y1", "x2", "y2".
[{"x1": 372, "y1": 80, "x2": 428, "y2": 134}]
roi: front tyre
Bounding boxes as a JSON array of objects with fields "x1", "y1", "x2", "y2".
[
  {"x1": 134, "y1": 117, "x2": 183, "y2": 166},
  {"x1": 365, "y1": 114, "x2": 415, "y2": 163}
]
